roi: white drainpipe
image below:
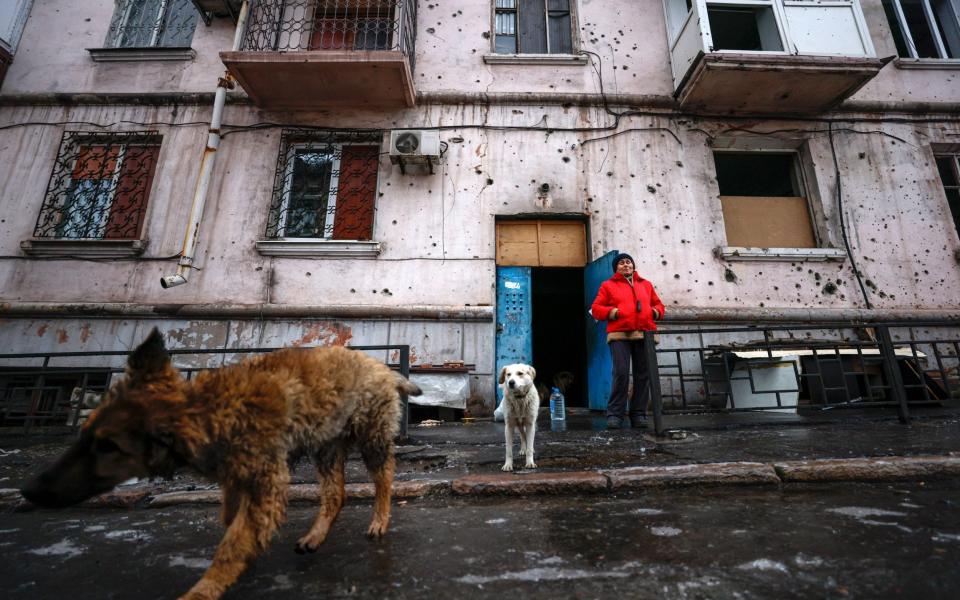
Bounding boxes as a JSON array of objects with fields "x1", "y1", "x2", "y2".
[{"x1": 161, "y1": 0, "x2": 250, "y2": 289}]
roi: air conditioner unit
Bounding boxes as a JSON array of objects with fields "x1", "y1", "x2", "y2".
[{"x1": 389, "y1": 130, "x2": 441, "y2": 174}]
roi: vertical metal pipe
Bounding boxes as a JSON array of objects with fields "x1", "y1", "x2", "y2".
[
  {"x1": 399, "y1": 345, "x2": 410, "y2": 439},
  {"x1": 161, "y1": 0, "x2": 250, "y2": 289},
  {"x1": 877, "y1": 325, "x2": 911, "y2": 424},
  {"x1": 644, "y1": 330, "x2": 665, "y2": 436}
]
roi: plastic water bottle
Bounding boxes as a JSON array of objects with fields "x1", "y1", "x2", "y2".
[{"x1": 549, "y1": 387, "x2": 566, "y2": 432}]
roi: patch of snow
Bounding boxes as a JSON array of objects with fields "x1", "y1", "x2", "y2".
[
  {"x1": 736, "y1": 559, "x2": 789, "y2": 573},
  {"x1": 484, "y1": 518, "x2": 507, "y2": 525},
  {"x1": 899, "y1": 502, "x2": 922, "y2": 509},
  {"x1": 932, "y1": 532, "x2": 960, "y2": 543},
  {"x1": 27, "y1": 539, "x2": 85, "y2": 559},
  {"x1": 631, "y1": 508, "x2": 665, "y2": 516},
  {"x1": 858, "y1": 519, "x2": 913, "y2": 533},
  {"x1": 827, "y1": 506, "x2": 907, "y2": 519},
  {"x1": 0, "y1": 528, "x2": 20, "y2": 534},
  {"x1": 457, "y1": 567, "x2": 630, "y2": 584},
  {"x1": 793, "y1": 554, "x2": 824, "y2": 568},
  {"x1": 169, "y1": 555, "x2": 212, "y2": 570},
  {"x1": 104, "y1": 529, "x2": 153, "y2": 542},
  {"x1": 83, "y1": 525, "x2": 106, "y2": 532},
  {"x1": 650, "y1": 526, "x2": 682, "y2": 537}
]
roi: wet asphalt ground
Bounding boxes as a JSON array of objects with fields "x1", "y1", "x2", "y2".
[{"x1": 2, "y1": 479, "x2": 959, "y2": 599}]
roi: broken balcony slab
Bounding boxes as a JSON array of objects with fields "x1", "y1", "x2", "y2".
[{"x1": 676, "y1": 53, "x2": 888, "y2": 115}]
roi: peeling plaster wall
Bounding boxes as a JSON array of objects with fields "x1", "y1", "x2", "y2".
[
  {"x1": 2, "y1": 103, "x2": 959, "y2": 314},
  {"x1": 2, "y1": 0, "x2": 960, "y2": 409}
]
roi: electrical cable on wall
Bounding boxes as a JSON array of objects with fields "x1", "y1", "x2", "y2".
[{"x1": 828, "y1": 122, "x2": 873, "y2": 310}]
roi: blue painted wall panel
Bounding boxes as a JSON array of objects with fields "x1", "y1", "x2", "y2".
[{"x1": 495, "y1": 266, "x2": 532, "y2": 406}]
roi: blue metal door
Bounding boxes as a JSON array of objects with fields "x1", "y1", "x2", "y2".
[
  {"x1": 584, "y1": 250, "x2": 618, "y2": 410},
  {"x1": 495, "y1": 266, "x2": 532, "y2": 407}
]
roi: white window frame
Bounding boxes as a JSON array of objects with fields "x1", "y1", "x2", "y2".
[
  {"x1": 485, "y1": 0, "x2": 588, "y2": 64},
  {"x1": 277, "y1": 142, "x2": 342, "y2": 239},
  {"x1": 885, "y1": 0, "x2": 960, "y2": 59}
]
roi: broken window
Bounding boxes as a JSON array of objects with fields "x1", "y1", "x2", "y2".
[
  {"x1": 494, "y1": 0, "x2": 574, "y2": 54},
  {"x1": 33, "y1": 132, "x2": 161, "y2": 240},
  {"x1": 707, "y1": 2, "x2": 784, "y2": 52},
  {"x1": 714, "y1": 152, "x2": 817, "y2": 248},
  {"x1": 882, "y1": 0, "x2": 960, "y2": 59},
  {"x1": 106, "y1": 0, "x2": 198, "y2": 48},
  {"x1": 935, "y1": 154, "x2": 960, "y2": 239},
  {"x1": 266, "y1": 131, "x2": 381, "y2": 240}
]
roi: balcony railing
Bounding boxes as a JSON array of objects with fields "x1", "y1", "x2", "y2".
[{"x1": 222, "y1": 0, "x2": 417, "y2": 109}]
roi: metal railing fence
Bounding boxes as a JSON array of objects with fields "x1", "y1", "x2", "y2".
[
  {"x1": 643, "y1": 322, "x2": 960, "y2": 435},
  {"x1": 0, "y1": 344, "x2": 412, "y2": 438}
]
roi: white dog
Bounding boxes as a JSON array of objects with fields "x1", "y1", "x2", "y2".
[{"x1": 498, "y1": 363, "x2": 539, "y2": 472}]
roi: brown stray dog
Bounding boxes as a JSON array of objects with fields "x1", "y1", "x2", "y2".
[{"x1": 21, "y1": 328, "x2": 421, "y2": 600}]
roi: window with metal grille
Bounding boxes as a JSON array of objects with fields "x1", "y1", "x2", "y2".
[
  {"x1": 242, "y1": 0, "x2": 404, "y2": 52},
  {"x1": 935, "y1": 154, "x2": 960, "y2": 238},
  {"x1": 494, "y1": 0, "x2": 574, "y2": 54},
  {"x1": 265, "y1": 131, "x2": 381, "y2": 240},
  {"x1": 882, "y1": 0, "x2": 960, "y2": 59},
  {"x1": 33, "y1": 132, "x2": 161, "y2": 240},
  {"x1": 106, "y1": 0, "x2": 199, "y2": 48}
]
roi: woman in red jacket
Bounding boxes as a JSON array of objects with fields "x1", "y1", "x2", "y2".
[{"x1": 590, "y1": 253, "x2": 666, "y2": 429}]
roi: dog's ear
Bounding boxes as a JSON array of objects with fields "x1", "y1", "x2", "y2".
[
  {"x1": 498, "y1": 366, "x2": 508, "y2": 384},
  {"x1": 528, "y1": 366, "x2": 536, "y2": 380},
  {"x1": 128, "y1": 328, "x2": 170, "y2": 375}
]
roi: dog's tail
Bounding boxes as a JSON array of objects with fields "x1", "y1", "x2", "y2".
[{"x1": 396, "y1": 374, "x2": 422, "y2": 396}]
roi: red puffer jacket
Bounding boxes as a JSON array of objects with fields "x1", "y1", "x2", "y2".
[{"x1": 591, "y1": 273, "x2": 665, "y2": 333}]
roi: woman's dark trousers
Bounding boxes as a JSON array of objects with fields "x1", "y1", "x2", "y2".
[{"x1": 607, "y1": 339, "x2": 649, "y2": 419}]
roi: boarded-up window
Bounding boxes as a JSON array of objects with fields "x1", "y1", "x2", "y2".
[
  {"x1": 266, "y1": 130, "x2": 381, "y2": 240},
  {"x1": 494, "y1": 0, "x2": 573, "y2": 54},
  {"x1": 714, "y1": 152, "x2": 816, "y2": 248},
  {"x1": 496, "y1": 220, "x2": 586, "y2": 266},
  {"x1": 33, "y1": 132, "x2": 161, "y2": 240}
]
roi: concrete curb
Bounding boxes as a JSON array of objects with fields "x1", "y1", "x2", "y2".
[
  {"x1": 6, "y1": 455, "x2": 960, "y2": 510},
  {"x1": 774, "y1": 455, "x2": 960, "y2": 482},
  {"x1": 605, "y1": 462, "x2": 780, "y2": 490},
  {"x1": 452, "y1": 472, "x2": 609, "y2": 496}
]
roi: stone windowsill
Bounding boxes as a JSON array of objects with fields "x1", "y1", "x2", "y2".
[
  {"x1": 88, "y1": 47, "x2": 196, "y2": 62},
  {"x1": 894, "y1": 58, "x2": 960, "y2": 70},
  {"x1": 255, "y1": 239, "x2": 381, "y2": 258},
  {"x1": 20, "y1": 238, "x2": 147, "y2": 258},
  {"x1": 716, "y1": 247, "x2": 847, "y2": 262},
  {"x1": 482, "y1": 53, "x2": 588, "y2": 66}
]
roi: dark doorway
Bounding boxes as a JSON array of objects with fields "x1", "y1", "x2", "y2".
[{"x1": 532, "y1": 267, "x2": 587, "y2": 407}]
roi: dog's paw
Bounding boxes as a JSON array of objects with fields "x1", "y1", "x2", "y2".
[
  {"x1": 366, "y1": 517, "x2": 389, "y2": 539},
  {"x1": 501, "y1": 463, "x2": 513, "y2": 472},
  {"x1": 295, "y1": 530, "x2": 328, "y2": 554},
  {"x1": 518, "y1": 447, "x2": 526, "y2": 456},
  {"x1": 525, "y1": 461, "x2": 537, "y2": 469}
]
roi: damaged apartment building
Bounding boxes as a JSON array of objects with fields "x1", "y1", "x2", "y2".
[{"x1": 0, "y1": 0, "x2": 959, "y2": 426}]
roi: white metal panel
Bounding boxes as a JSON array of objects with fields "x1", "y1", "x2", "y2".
[
  {"x1": 669, "y1": 0, "x2": 710, "y2": 88},
  {"x1": 782, "y1": 1, "x2": 874, "y2": 56}
]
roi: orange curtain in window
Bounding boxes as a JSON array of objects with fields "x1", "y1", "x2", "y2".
[
  {"x1": 104, "y1": 146, "x2": 159, "y2": 239},
  {"x1": 332, "y1": 145, "x2": 379, "y2": 240},
  {"x1": 72, "y1": 146, "x2": 120, "y2": 180}
]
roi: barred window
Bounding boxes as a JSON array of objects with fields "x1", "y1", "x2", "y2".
[
  {"x1": 34, "y1": 132, "x2": 161, "y2": 240},
  {"x1": 266, "y1": 131, "x2": 381, "y2": 240},
  {"x1": 243, "y1": 0, "x2": 399, "y2": 52},
  {"x1": 106, "y1": 0, "x2": 199, "y2": 48}
]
